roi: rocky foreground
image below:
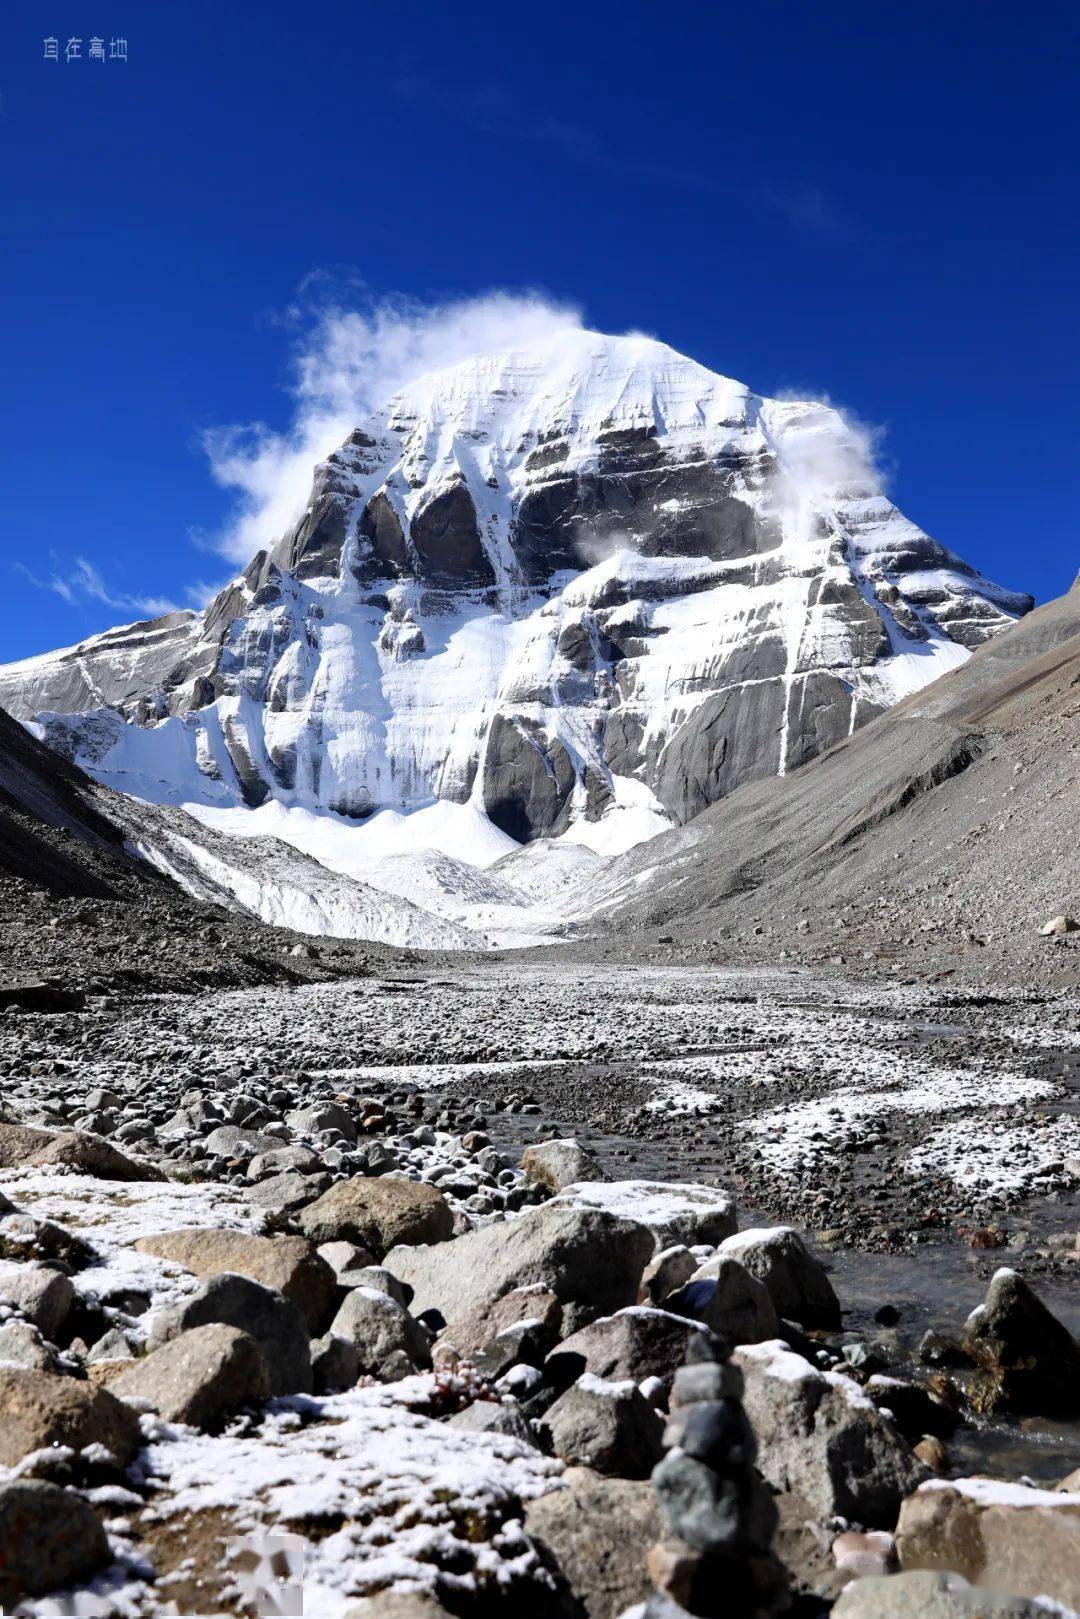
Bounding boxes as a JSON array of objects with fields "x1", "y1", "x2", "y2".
[{"x1": 0, "y1": 963, "x2": 1079, "y2": 1616}]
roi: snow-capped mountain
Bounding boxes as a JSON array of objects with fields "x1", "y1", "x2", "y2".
[{"x1": 0, "y1": 331, "x2": 1030, "y2": 885}]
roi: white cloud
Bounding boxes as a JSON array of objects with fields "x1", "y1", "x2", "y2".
[
  {"x1": 14, "y1": 557, "x2": 180, "y2": 619},
  {"x1": 204, "y1": 284, "x2": 584, "y2": 564}
]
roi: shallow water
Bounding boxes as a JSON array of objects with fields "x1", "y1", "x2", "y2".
[{"x1": 484, "y1": 1102, "x2": 1080, "y2": 1485}]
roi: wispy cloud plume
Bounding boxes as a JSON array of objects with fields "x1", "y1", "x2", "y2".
[
  {"x1": 15, "y1": 556, "x2": 181, "y2": 619},
  {"x1": 204, "y1": 282, "x2": 584, "y2": 564}
]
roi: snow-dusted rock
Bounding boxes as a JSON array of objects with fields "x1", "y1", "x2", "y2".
[
  {"x1": 521, "y1": 1138, "x2": 605, "y2": 1192},
  {"x1": 963, "y1": 1267, "x2": 1080, "y2": 1417},
  {"x1": 0, "y1": 1366, "x2": 141, "y2": 1467},
  {"x1": 0, "y1": 1480, "x2": 111, "y2": 1608},
  {"x1": 718, "y1": 1226, "x2": 840, "y2": 1328},
  {"x1": 543, "y1": 1371, "x2": 664, "y2": 1477},
  {"x1": 112, "y1": 1323, "x2": 271, "y2": 1429},
  {"x1": 148, "y1": 1272, "x2": 312, "y2": 1396},
  {"x1": 329, "y1": 1285, "x2": 431, "y2": 1381},
  {"x1": 733, "y1": 1340, "x2": 927, "y2": 1526},
  {"x1": 833, "y1": 1571, "x2": 1063, "y2": 1617},
  {"x1": 551, "y1": 1179, "x2": 737, "y2": 1252},
  {"x1": 0, "y1": 1265, "x2": 74, "y2": 1340},
  {"x1": 548, "y1": 1305, "x2": 708, "y2": 1390},
  {"x1": 298, "y1": 1174, "x2": 454, "y2": 1258},
  {"x1": 133, "y1": 1228, "x2": 336, "y2": 1333},
  {"x1": 669, "y1": 1255, "x2": 780, "y2": 1344},
  {"x1": 896, "y1": 1477, "x2": 1080, "y2": 1610},
  {"x1": 385, "y1": 1201, "x2": 655, "y2": 1335},
  {"x1": 0, "y1": 1121, "x2": 162, "y2": 1182}
]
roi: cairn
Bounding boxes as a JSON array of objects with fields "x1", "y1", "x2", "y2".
[{"x1": 644, "y1": 1331, "x2": 784, "y2": 1618}]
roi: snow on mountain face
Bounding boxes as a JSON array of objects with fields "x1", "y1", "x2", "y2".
[{"x1": 0, "y1": 332, "x2": 1030, "y2": 916}]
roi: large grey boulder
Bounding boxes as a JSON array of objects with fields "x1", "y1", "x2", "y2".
[
  {"x1": 202, "y1": 1125, "x2": 284, "y2": 1160},
  {"x1": 0, "y1": 1121, "x2": 162, "y2": 1181},
  {"x1": 435, "y1": 1286, "x2": 563, "y2": 1366},
  {"x1": 329, "y1": 1287, "x2": 431, "y2": 1380},
  {"x1": 833, "y1": 1570, "x2": 1065, "y2": 1617},
  {"x1": 524, "y1": 1466, "x2": 663, "y2": 1619},
  {"x1": 148, "y1": 1272, "x2": 312, "y2": 1395},
  {"x1": 550, "y1": 1180, "x2": 737, "y2": 1252},
  {"x1": 719, "y1": 1226, "x2": 840, "y2": 1329},
  {"x1": 548, "y1": 1306, "x2": 707, "y2": 1391},
  {"x1": 522, "y1": 1139, "x2": 605, "y2": 1193},
  {"x1": 734, "y1": 1340, "x2": 928, "y2": 1527},
  {"x1": 0, "y1": 1480, "x2": 111, "y2": 1606},
  {"x1": 385, "y1": 1202, "x2": 655, "y2": 1335},
  {"x1": 285, "y1": 1103, "x2": 358, "y2": 1146},
  {"x1": 449, "y1": 1397, "x2": 539, "y2": 1447},
  {"x1": 667, "y1": 1256, "x2": 780, "y2": 1344},
  {"x1": 0, "y1": 1266, "x2": 75, "y2": 1340},
  {"x1": 133, "y1": 1229, "x2": 336, "y2": 1332},
  {"x1": 112, "y1": 1324, "x2": 271, "y2": 1429},
  {"x1": 896, "y1": 1477, "x2": 1080, "y2": 1609},
  {"x1": 299, "y1": 1175, "x2": 453, "y2": 1258},
  {"x1": 0, "y1": 1319, "x2": 58, "y2": 1372},
  {"x1": 963, "y1": 1268, "x2": 1080, "y2": 1416},
  {"x1": 0, "y1": 1367, "x2": 141, "y2": 1466},
  {"x1": 543, "y1": 1372, "x2": 664, "y2": 1478}
]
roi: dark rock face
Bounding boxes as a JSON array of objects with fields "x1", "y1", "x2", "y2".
[
  {"x1": 410, "y1": 482, "x2": 496, "y2": 587},
  {"x1": 482, "y1": 716, "x2": 576, "y2": 842}
]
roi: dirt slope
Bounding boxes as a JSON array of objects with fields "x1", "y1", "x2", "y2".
[{"x1": 591, "y1": 580, "x2": 1080, "y2": 990}]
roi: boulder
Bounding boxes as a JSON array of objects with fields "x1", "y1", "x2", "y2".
[
  {"x1": 247, "y1": 1170, "x2": 330, "y2": 1220},
  {"x1": 385, "y1": 1202, "x2": 654, "y2": 1336},
  {"x1": 734, "y1": 1340, "x2": 928, "y2": 1527},
  {"x1": 639, "y1": 1245, "x2": 698, "y2": 1306},
  {"x1": 329, "y1": 1287, "x2": 431, "y2": 1379},
  {"x1": 449, "y1": 1397, "x2": 539, "y2": 1446},
  {"x1": 0, "y1": 1367, "x2": 141, "y2": 1466},
  {"x1": 343, "y1": 1265, "x2": 412, "y2": 1309},
  {"x1": 203, "y1": 1125, "x2": 284, "y2": 1160},
  {"x1": 547, "y1": 1306, "x2": 707, "y2": 1391},
  {"x1": 0, "y1": 1265, "x2": 75, "y2": 1339},
  {"x1": 0, "y1": 1319, "x2": 58, "y2": 1372},
  {"x1": 1040, "y1": 915, "x2": 1078, "y2": 937},
  {"x1": 522, "y1": 1139, "x2": 606, "y2": 1193},
  {"x1": 0, "y1": 1122, "x2": 162, "y2": 1182},
  {"x1": 148, "y1": 1273, "x2": 312, "y2": 1396},
  {"x1": 833, "y1": 1570, "x2": 1057, "y2": 1617},
  {"x1": 285, "y1": 1102, "x2": 358, "y2": 1146},
  {"x1": 299, "y1": 1176, "x2": 453, "y2": 1258},
  {"x1": 310, "y1": 1333, "x2": 361, "y2": 1394},
  {"x1": 963, "y1": 1268, "x2": 1080, "y2": 1416},
  {"x1": 896, "y1": 1477, "x2": 1080, "y2": 1609},
  {"x1": 435, "y1": 1286, "x2": 563, "y2": 1365},
  {"x1": 667, "y1": 1256, "x2": 780, "y2": 1344},
  {"x1": 718, "y1": 1226, "x2": 840, "y2": 1329},
  {"x1": 133, "y1": 1229, "x2": 336, "y2": 1332},
  {"x1": 543, "y1": 1372, "x2": 664, "y2": 1478},
  {"x1": 112, "y1": 1324, "x2": 270, "y2": 1429},
  {"x1": 524, "y1": 1465, "x2": 663, "y2": 1619},
  {"x1": 0, "y1": 1480, "x2": 110, "y2": 1606},
  {"x1": 550, "y1": 1180, "x2": 737, "y2": 1252},
  {"x1": 247, "y1": 1144, "x2": 324, "y2": 1180}
]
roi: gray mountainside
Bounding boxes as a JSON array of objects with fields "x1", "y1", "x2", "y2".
[{"x1": 591, "y1": 575, "x2": 1080, "y2": 989}]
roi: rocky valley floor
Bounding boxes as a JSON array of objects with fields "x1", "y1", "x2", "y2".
[{"x1": 1, "y1": 957, "x2": 1079, "y2": 1616}]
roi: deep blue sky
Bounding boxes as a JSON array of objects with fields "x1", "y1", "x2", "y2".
[{"x1": 2, "y1": 0, "x2": 1077, "y2": 662}]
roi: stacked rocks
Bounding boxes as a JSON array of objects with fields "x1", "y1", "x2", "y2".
[{"x1": 644, "y1": 1332, "x2": 783, "y2": 1618}]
